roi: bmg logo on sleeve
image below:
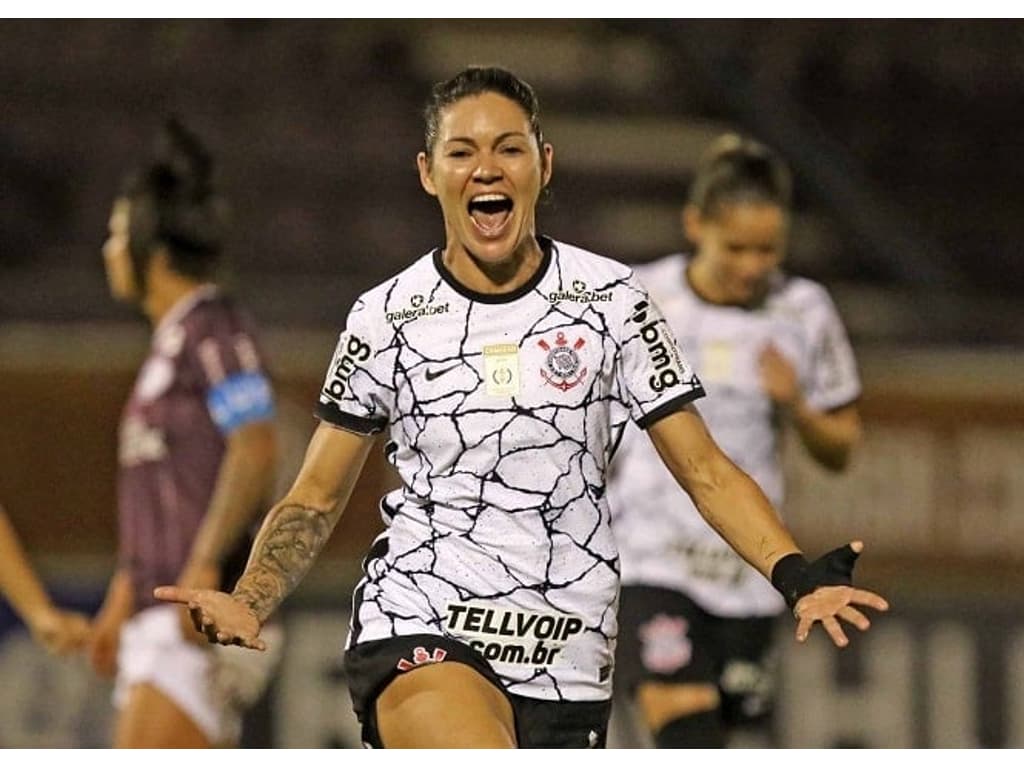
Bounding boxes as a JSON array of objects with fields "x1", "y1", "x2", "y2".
[
  {"x1": 631, "y1": 300, "x2": 683, "y2": 393},
  {"x1": 321, "y1": 332, "x2": 372, "y2": 403}
]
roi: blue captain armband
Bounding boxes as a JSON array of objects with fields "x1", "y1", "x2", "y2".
[{"x1": 206, "y1": 371, "x2": 276, "y2": 434}]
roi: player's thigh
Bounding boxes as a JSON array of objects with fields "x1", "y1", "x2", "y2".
[
  {"x1": 376, "y1": 660, "x2": 516, "y2": 748},
  {"x1": 636, "y1": 681, "x2": 720, "y2": 732},
  {"x1": 115, "y1": 682, "x2": 213, "y2": 748}
]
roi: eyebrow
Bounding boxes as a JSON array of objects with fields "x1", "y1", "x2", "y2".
[{"x1": 443, "y1": 131, "x2": 529, "y2": 147}]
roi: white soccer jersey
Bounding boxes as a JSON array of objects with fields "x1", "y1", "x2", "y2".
[
  {"x1": 316, "y1": 238, "x2": 704, "y2": 702},
  {"x1": 608, "y1": 253, "x2": 861, "y2": 618}
]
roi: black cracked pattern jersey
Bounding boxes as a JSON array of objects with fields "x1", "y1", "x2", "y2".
[{"x1": 317, "y1": 238, "x2": 704, "y2": 701}]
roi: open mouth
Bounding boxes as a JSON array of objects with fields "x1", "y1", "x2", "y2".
[{"x1": 468, "y1": 194, "x2": 513, "y2": 236}]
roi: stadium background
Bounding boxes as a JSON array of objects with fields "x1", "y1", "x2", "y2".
[{"x1": 1, "y1": 19, "x2": 1021, "y2": 747}]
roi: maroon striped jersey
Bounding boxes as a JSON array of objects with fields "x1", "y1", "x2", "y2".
[{"x1": 116, "y1": 286, "x2": 275, "y2": 611}]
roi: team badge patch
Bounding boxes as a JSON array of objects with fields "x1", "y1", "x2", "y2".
[
  {"x1": 639, "y1": 614, "x2": 692, "y2": 674},
  {"x1": 538, "y1": 331, "x2": 588, "y2": 391}
]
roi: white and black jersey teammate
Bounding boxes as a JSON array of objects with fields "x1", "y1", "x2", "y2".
[{"x1": 609, "y1": 134, "x2": 866, "y2": 748}]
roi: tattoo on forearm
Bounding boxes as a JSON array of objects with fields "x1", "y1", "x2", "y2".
[{"x1": 231, "y1": 504, "x2": 333, "y2": 622}]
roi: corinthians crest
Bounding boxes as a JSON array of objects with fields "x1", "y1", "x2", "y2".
[{"x1": 538, "y1": 331, "x2": 587, "y2": 391}]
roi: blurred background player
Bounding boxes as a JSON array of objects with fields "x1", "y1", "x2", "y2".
[
  {"x1": 609, "y1": 134, "x2": 864, "y2": 748},
  {"x1": 0, "y1": 502, "x2": 90, "y2": 655},
  {"x1": 86, "y1": 118, "x2": 282, "y2": 748}
]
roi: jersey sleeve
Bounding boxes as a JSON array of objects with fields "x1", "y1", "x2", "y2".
[
  {"x1": 803, "y1": 287, "x2": 862, "y2": 412},
  {"x1": 190, "y1": 309, "x2": 276, "y2": 436},
  {"x1": 315, "y1": 297, "x2": 392, "y2": 435},
  {"x1": 617, "y1": 271, "x2": 705, "y2": 429}
]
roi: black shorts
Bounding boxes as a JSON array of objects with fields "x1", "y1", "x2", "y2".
[
  {"x1": 615, "y1": 585, "x2": 780, "y2": 726},
  {"x1": 344, "y1": 633, "x2": 611, "y2": 748}
]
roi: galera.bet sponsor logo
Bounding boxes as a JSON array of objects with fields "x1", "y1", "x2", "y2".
[
  {"x1": 547, "y1": 279, "x2": 612, "y2": 305},
  {"x1": 385, "y1": 293, "x2": 450, "y2": 323}
]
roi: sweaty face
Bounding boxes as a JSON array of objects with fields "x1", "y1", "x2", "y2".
[
  {"x1": 102, "y1": 199, "x2": 140, "y2": 302},
  {"x1": 688, "y1": 202, "x2": 787, "y2": 306},
  {"x1": 417, "y1": 91, "x2": 552, "y2": 269}
]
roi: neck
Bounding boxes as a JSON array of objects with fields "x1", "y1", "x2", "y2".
[
  {"x1": 142, "y1": 270, "x2": 205, "y2": 327},
  {"x1": 444, "y1": 236, "x2": 544, "y2": 295},
  {"x1": 686, "y1": 257, "x2": 728, "y2": 305}
]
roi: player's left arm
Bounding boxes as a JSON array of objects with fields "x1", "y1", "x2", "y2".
[
  {"x1": 647, "y1": 404, "x2": 887, "y2": 646},
  {"x1": 648, "y1": 404, "x2": 800, "y2": 577},
  {"x1": 180, "y1": 419, "x2": 277, "y2": 588},
  {"x1": 178, "y1": 333, "x2": 278, "y2": 624}
]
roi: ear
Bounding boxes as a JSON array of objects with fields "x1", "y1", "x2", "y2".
[
  {"x1": 541, "y1": 143, "x2": 554, "y2": 189},
  {"x1": 417, "y1": 151, "x2": 437, "y2": 197},
  {"x1": 682, "y1": 204, "x2": 703, "y2": 244}
]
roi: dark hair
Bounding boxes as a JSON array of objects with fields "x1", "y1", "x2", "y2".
[
  {"x1": 423, "y1": 66, "x2": 545, "y2": 156},
  {"x1": 120, "y1": 117, "x2": 228, "y2": 283},
  {"x1": 688, "y1": 134, "x2": 792, "y2": 218}
]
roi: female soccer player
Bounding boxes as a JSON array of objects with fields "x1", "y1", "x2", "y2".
[
  {"x1": 88, "y1": 119, "x2": 280, "y2": 747},
  {"x1": 608, "y1": 134, "x2": 865, "y2": 748},
  {"x1": 156, "y1": 67, "x2": 887, "y2": 748}
]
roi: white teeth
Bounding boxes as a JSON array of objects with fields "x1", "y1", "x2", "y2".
[{"x1": 470, "y1": 193, "x2": 510, "y2": 203}]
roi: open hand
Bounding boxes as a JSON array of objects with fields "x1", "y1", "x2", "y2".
[
  {"x1": 174, "y1": 562, "x2": 220, "y2": 645},
  {"x1": 153, "y1": 585, "x2": 265, "y2": 651},
  {"x1": 792, "y1": 541, "x2": 889, "y2": 647}
]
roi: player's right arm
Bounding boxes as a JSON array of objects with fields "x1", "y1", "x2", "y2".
[
  {"x1": 759, "y1": 342, "x2": 862, "y2": 471},
  {"x1": 153, "y1": 421, "x2": 375, "y2": 649}
]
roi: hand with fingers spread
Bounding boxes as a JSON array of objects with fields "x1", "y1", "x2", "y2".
[
  {"x1": 153, "y1": 586, "x2": 266, "y2": 651},
  {"x1": 173, "y1": 561, "x2": 221, "y2": 645},
  {"x1": 771, "y1": 540, "x2": 889, "y2": 647}
]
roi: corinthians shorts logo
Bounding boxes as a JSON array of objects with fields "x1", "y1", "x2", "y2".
[
  {"x1": 446, "y1": 602, "x2": 585, "y2": 667},
  {"x1": 538, "y1": 331, "x2": 588, "y2": 391},
  {"x1": 639, "y1": 614, "x2": 692, "y2": 674}
]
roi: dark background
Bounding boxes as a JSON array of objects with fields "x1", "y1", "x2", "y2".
[{"x1": 2, "y1": 19, "x2": 1021, "y2": 343}]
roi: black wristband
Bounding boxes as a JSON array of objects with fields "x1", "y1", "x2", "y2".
[
  {"x1": 770, "y1": 552, "x2": 811, "y2": 609},
  {"x1": 771, "y1": 544, "x2": 862, "y2": 611}
]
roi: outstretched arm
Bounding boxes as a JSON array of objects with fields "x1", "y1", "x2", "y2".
[
  {"x1": 174, "y1": 420, "x2": 277, "y2": 643},
  {"x1": 647, "y1": 404, "x2": 887, "y2": 646},
  {"x1": 0, "y1": 505, "x2": 90, "y2": 655},
  {"x1": 155, "y1": 421, "x2": 375, "y2": 648}
]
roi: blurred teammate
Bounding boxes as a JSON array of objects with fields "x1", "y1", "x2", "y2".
[
  {"x1": 0, "y1": 503, "x2": 90, "y2": 654},
  {"x1": 155, "y1": 68, "x2": 886, "y2": 749},
  {"x1": 87, "y1": 118, "x2": 281, "y2": 748},
  {"x1": 608, "y1": 134, "x2": 864, "y2": 748}
]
